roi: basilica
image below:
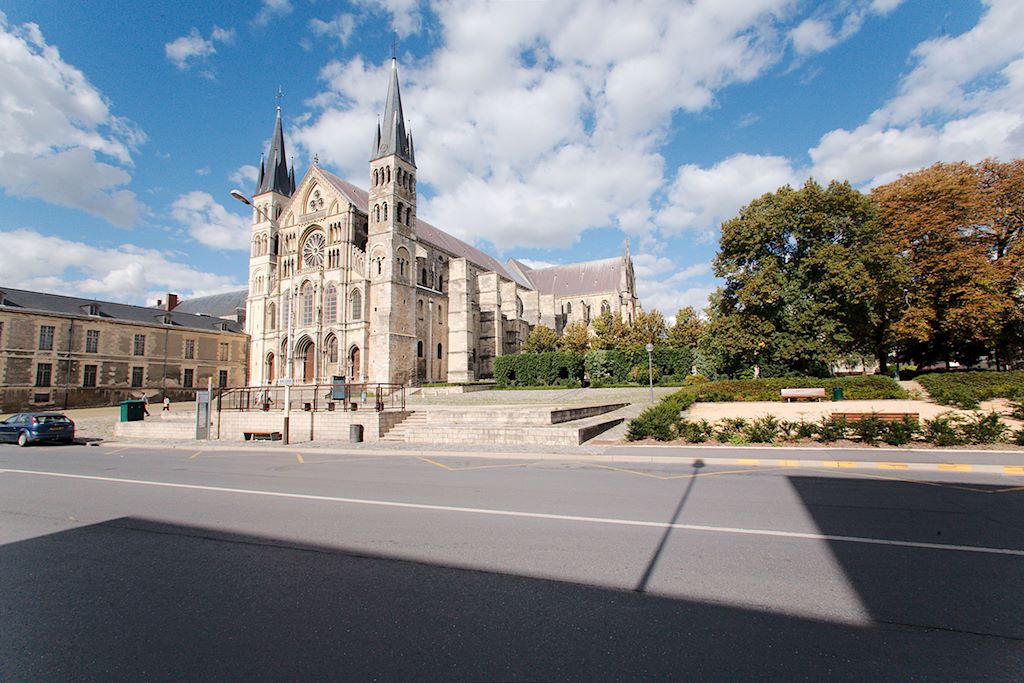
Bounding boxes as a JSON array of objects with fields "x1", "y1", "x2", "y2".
[{"x1": 244, "y1": 59, "x2": 641, "y2": 387}]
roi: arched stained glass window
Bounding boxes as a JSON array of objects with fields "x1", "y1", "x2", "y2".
[
  {"x1": 325, "y1": 284, "x2": 337, "y2": 323},
  {"x1": 351, "y1": 289, "x2": 362, "y2": 320},
  {"x1": 302, "y1": 282, "x2": 314, "y2": 327}
]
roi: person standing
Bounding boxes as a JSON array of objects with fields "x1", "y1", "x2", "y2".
[{"x1": 162, "y1": 396, "x2": 171, "y2": 412}]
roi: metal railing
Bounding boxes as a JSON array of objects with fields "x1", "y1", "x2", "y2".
[{"x1": 216, "y1": 383, "x2": 406, "y2": 413}]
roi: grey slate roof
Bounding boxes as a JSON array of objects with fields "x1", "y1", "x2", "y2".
[
  {"x1": 318, "y1": 170, "x2": 516, "y2": 281},
  {"x1": 373, "y1": 58, "x2": 414, "y2": 164},
  {"x1": 173, "y1": 290, "x2": 248, "y2": 319},
  {"x1": 509, "y1": 257, "x2": 624, "y2": 298},
  {"x1": 256, "y1": 107, "x2": 294, "y2": 196},
  {"x1": 0, "y1": 287, "x2": 245, "y2": 333}
]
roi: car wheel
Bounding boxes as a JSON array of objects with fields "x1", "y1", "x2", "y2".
[{"x1": 17, "y1": 432, "x2": 30, "y2": 447}]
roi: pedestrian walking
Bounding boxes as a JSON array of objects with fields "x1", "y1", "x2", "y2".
[
  {"x1": 162, "y1": 396, "x2": 171, "y2": 412},
  {"x1": 141, "y1": 394, "x2": 150, "y2": 416}
]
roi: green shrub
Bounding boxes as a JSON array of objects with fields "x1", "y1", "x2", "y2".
[
  {"x1": 817, "y1": 416, "x2": 848, "y2": 443},
  {"x1": 881, "y1": 417, "x2": 919, "y2": 446},
  {"x1": 960, "y1": 411, "x2": 1009, "y2": 444},
  {"x1": 1014, "y1": 430, "x2": 1024, "y2": 447},
  {"x1": 716, "y1": 417, "x2": 749, "y2": 442},
  {"x1": 922, "y1": 413, "x2": 967, "y2": 447},
  {"x1": 779, "y1": 420, "x2": 799, "y2": 440},
  {"x1": 584, "y1": 347, "x2": 694, "y2": 386},
  {"x1": 684, "y1": 376, "x2": 905, "y2": 402},
  {"x1": 677, "y1": 419, "x2": 714, "y2": 443},
  {"x1": 685, "y1": 373, "x2": 709, "y2": 385},
  {"x1": 917, "y1": 370, "x2": 1024, "y2": 406},
  {"x1": 1009, "y1": 390, "x2": 1024, "y2": 420},
  {"x1": 851, "y1": 414, "x2": 886, "y2": 446},
  {"x1": 795, "y1": 420, "x2": 818, "y2": 440},
  {"x1": 744, "y1": 415, "x2": 780, "y2": 443},
  {"x1": 625, "y1": 390, "x2": 696, "y2": 441}
]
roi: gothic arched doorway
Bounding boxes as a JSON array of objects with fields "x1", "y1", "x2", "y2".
[
  {"x1": 349, "y1": 345, "x2": 361, "y2": 383},
  {"x1": 296, "y1": 337, "x2": 315, "y2": 384},
  {"x1": 265, "y1": 352, "x2": 275, "y2": 384}
]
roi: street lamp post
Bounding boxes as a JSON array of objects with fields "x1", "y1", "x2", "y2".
[
  {"x1": 232, "y1": 188, "x2": 292, "y2": 444},
  {"x1": 645, "y1": 342, "x2": 654, "y2": 403}
]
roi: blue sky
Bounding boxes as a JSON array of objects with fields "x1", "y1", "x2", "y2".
[{"x1": 1, "y1": 0, "x2": 1021, "y2": 317}]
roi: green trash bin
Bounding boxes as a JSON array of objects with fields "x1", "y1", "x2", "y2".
[
  {"x1": 119, "y1": 400, "x2": 146, "y2": 422},
  {"x1": 832, "y1": 387, "x2": 844, "y2": 402}
]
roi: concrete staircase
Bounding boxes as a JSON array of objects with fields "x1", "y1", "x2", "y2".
[{"x1": 381, "y1": 403, "x2": 627, "y2": 446}]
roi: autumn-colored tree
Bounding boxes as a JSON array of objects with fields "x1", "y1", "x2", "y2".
[
  {"x1": 873, "y1": 162, "x2": 1018, "y2": 368},
  {"x1": 558, "y1": 320, "x2": 591, "y2": 354},
  {"x1": 666, "y1": 306, "x2": 705, "y2": 349},
  {"x1": 522, "y1": 324, "x2": 559, "y2": 353}
]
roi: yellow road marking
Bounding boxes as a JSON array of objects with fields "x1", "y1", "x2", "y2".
[
  {"x1": 416, "y1": 456, "x2": 529, "y2": 472},
  {"x1": 821, "y1": 461, "x2": 857, "y2": 468},
  {"x1": 188, "y1": 450, "x2": 202, "y2": 460},
  {"x1": 736, "y1": 458, "x2": 760, "y2": 465},
  {"x1": 296, "y1": 454, "x2": 304, "y2": 464},
  {"x1": 1004, "y1": 465, "x2": 1024, "y2": 475},
  {"x1": 779, "y1": 460, "x2": 800, "y2": 467},
  {"x1": 878, "y1": 462, "x2": 908, "y2": 469},
  {"x1": 939, "y1": 464, "x2": 971, "y2": 472},
  {"x1": 810, "y1": 467, "x2": 996, "y2": 494}
]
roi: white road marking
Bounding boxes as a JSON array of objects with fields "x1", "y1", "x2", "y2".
[{"x1": 3, "y1": 467, "x2": 1023, "y2": 558}]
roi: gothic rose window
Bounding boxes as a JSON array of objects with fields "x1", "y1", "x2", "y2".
[{"x1": 302, "y1": 232, "x2": 326, "y2": 269}]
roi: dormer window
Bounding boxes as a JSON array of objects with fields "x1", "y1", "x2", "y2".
[
  {"x1": 156, "y1": 313, "x2": 173, "y2": 325},
  {"x1": 216, "y1": 321, "x2": 231, "y2": 331},
  {"x1": 80, "y1": 303, "x2": 100, "y2": 316},
  {"x1": 0, "y1": 290, "x2": 6, "y2": 306}
]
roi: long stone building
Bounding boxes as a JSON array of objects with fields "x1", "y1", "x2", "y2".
[
  {"x1": 0, "y1": 288, "x2": 248, "y2": 412},
  {"x1": 242, "y1": 58, "x2": 641, "y2": 388}
]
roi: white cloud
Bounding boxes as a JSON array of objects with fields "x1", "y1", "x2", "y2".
[
  {"x1": 195, "y1": 166, "x2": 211, "y2": 176},
  {"x1": 253, "y1": 0, "x2": 293, "y2": 27},
  {"x1": 164, "y1": 26, "x2": 234, "y2": 70},
  {"x1": 516, "y1": 259, "x2": 558, "y2": 270},
  {"x1": 0, "y1": 15, "x2": 145, "y2": 226},
  {"x1": 170, "y1": 191, "x2": 250, "y2": 251},
  {"x1": 657, "y1": 154, "x2": 802, "y2": 237},
  {"x1": 309, "y1": 13, "x2": 356, "y2": 46},
  {"x1": 0, "y1": 228, "x2": 242, "y2": 305},
  {"x1": 790, "y1": 19, "x2": 837, "y2": 55},
  {"x1": 357, "y1": 0, "x2": 423, "y2": 37},
  {"x1": 870, "y1": 0, "x2": 904, "y2": 15},
  {"x1": 295, "y1": 0, "x2": 794, "y2": 252},
  {"x1": 229, "y1": 164, "x2": 259, "y2": 186},
  {"x1": 809, "y1": 0, "x2": 1024, "y2": 186}
]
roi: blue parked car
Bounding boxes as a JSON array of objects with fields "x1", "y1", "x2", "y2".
[{"x1": 0, "y1": 412, "x2": 76, "y2": 447}]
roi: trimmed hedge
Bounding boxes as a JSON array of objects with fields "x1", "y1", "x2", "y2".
[
  {"x1": 494, "y1": 352, "x2": 584, "y2": 388},
  {"x1": 585, "y1": 347, "x2": 694, "y2": 387},
  {"x1": 917, "y1": 371, "x2": 1024, "y2": 409},
  {"x1": 682, "y1": 376, "x2": 906, "y2": 402}
]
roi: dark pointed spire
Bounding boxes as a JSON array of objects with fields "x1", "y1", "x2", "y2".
[
  {"x1": 288, "y1": 159, "x2": 296, "y2": 195},
  {"x1": 372, "y1": 120, "x2": 381, "y2": 158},
  {"x1": 373, "y1": 58, "x2": 413, "y2": 164},
  {"x1": 256, "y1": 106, "x2": 293, "y2": 196},
  {"x1": 255, "y1": 153, "x2": 265, "y2": 192},
  {"x1": 407, "y1": 128, "x2": 415, "y2": 166}
]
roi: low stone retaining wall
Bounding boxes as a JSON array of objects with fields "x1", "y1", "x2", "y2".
[{"x1": 418, "y1": 384, "x2": 495, "y2": 397}]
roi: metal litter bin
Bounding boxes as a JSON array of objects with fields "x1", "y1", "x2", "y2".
[
  {"x1": 832, "y1": 387, "x2": 844, "y2": 401},
  {"x1": 119, "y1": 400, "x2": 146, "y2": 422},
  {"x1": 349, "y1": 424, "x2": 364, "y2": 443}
]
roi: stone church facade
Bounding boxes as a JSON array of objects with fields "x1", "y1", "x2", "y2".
[{"x1": 244, "y1": 59, "x2": 640, "y2": 388}]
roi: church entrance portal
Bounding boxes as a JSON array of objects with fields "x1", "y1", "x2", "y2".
[
  {"x1": 349, "y1": 346, "x2": 361, "y2": 383},
  {"x1": 265, "y1": 353, "x2": 275, "y2": 384},
  {"x1": 297, "y1": 338, "x2": 315, "y2": 384}
]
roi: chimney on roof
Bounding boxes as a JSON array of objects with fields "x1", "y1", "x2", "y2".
[{"x1": 164, "y1": 293, "x2": 179, "y2": 311}]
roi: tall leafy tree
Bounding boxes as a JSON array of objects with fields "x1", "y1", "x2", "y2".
[
  {"x1": 666, "y1": 306, "x2": 705, "y2": 349},
  {"x1": 558, "y1": 321, "x2": 591, "y2": 354},
  {"x1": 873, "y1": 162, "x2": 1017, "y2": 368},
  {"x1": 705, "y1": 179, "x2": 899, "y2": 376},
  {"x1": 591, "y1": 311, "x2": 631, "y2": 350},
  {"x1": 522, "y1": 324, "x2": 559, "y2": 353},
  {"x1": 628, "y1": 310, "x2": 668, "y2": 347}
]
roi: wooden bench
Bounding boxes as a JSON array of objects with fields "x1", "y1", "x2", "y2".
[
  {"x1": 781, "y1": 388, "x2": 826, "y2": 401},
  {"x1": 243, "y1": 431, "x2": 282, "y2": 441},
  {"x1": 830, "y1": 412, "x2": 919, "y2": 423}
]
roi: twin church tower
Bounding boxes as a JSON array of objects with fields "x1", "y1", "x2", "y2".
[{"x1": 243, "y1": 59, "x2": 641, "y2": 388}]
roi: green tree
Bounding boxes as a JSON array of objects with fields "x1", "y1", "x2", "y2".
[
  {"x1": 522, "y1": 324, "x2": 559, "y2": 353},
  {"x1": 666, "y1": 306, "x2": 704, "y2": 349},
  {"x1": 591, "y1": 311, "x2": 631, "y2": 350},
  {"x1": 628, "y1": 309, "x2": 668, "y2": 347},
  {"x1": 706, "y1": 179, "x2": 900, "y2": 377},
  {"x1": 558, "y1": 321, "x2": 591, "y2": 354}
]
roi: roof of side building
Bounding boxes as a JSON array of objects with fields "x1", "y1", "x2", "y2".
[
  {"x1": 0, "y1": 287, "x2": 245, "y2": 333},
  {"x1": 508, "y1": 257, "x2": 624, "y2": 298},
  {"x1": 172, "y1": 290, "x2": 248, "y2": 319}
]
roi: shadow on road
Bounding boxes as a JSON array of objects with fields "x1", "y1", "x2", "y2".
[
  {"x1": 2, "y1": 514, "x2": 1021, "y2": 680},
  {"x1": 635, "y1": 461, "x2": 703, "y2": 593}
]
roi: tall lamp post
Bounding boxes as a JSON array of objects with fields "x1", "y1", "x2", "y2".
[
  {"x1": 232, "y1": 188, "x2": 293, "y2": 444},
  {"x1": 645, "y1": 342, "x2": 654, "y2": 403}
]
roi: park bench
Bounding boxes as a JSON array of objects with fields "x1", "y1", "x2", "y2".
[
  {"x1": 780, "y1": 388, "x2": 826, "y2": 401},
  {"x1": 830, "y1": 412, "x2": 919, "y2": 423},
  {"x1": 243, "y1": 431, "x2": 282, "y2": 441}
]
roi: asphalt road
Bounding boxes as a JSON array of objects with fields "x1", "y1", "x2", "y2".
[{"x1": 2, "y1": 443, "x2": 1023, "y2": 680}]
